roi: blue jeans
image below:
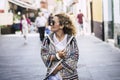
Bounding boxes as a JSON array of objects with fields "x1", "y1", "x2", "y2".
[{"x1": 48, "y1": 74, "x2": 62, "y2": 80}]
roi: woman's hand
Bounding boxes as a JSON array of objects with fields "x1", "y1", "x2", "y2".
[
  {"x1": 57, "y1": 50, "x2": 66, "y2": 59},
  {"x1": 52, "y1": 64, "x2": 63, "y2": 75}
]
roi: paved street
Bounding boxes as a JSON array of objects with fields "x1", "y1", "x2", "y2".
[
  {"x1": 77, "y1": 36, "x2": 120, "y2": 80},
  {"x1": 0, "y1": 34, "x2": 46, "y2": 80},
  {"x1": 0, "y1": 34, "x2": 120, "y2": 80}
]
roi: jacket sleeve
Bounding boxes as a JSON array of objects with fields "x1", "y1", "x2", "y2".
[
  {"x1": 62, "y1": 37, "x2": 79, "y2": 73},
  {"x1": 41, "y1": 37, "x2": 51, "y2": 67},
  {"x1": 41, "y1": 37, "x2": 58, "y2": 67}
]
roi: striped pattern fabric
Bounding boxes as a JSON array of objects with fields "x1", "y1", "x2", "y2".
[{"x1": 41, "y1": 33, "x2": 79, "y2": 80}]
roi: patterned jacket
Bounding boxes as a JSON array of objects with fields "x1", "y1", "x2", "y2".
[{"x1": 41, "y1": 33, "x2": 79, "y2": 80}]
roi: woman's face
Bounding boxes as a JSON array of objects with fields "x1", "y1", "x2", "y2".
[{"x1": 51, "y1": 16, "x2": 62, "y2": 32}]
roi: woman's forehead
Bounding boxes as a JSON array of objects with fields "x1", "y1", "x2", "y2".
[{"x1": 53, "y1": 16, "x2": 59, "y2": 21}]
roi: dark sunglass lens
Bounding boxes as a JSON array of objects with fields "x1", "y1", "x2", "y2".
[{"x1": 50, "y1": 20, "x2": 55, "y2": 26}]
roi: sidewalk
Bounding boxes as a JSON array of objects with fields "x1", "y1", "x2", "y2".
[
  {"x1": 0, "y1": 34, "x2": 120, "y2": 80},
  {"x1": 77, "y1": 35, "x2": 120, "y2": 80}
]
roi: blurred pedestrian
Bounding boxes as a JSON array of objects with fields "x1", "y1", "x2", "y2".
[
  {"x1": 77, "y1": 10, "x2": 85, "y2": 35},
  {"x1": 41, "y1": 13, "x2": 79, "y2": 80},
  {"x1": 45, "y1": 13, "x2": 54, "y2": 36},
  {"x1": 21, "y1": 14, "x2": 30, "y2": 44},
  {"x1": 48, "y1": 13, "x2": 53, "y2": 26},
  {"x1": 35, "y1": 12, "x2": 47, "y2": 42}
]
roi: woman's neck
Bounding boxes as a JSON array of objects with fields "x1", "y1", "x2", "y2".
[{"x1": 55, "y1": 31, "x2": 65, "y2": 41}]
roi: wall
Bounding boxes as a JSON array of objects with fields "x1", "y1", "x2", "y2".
[
  {"x1": 103, "y1": 0, "x2": 113, "y2": 41},
  {"x1": 92, "y1": 0, "x2": 103, "y2": 40},
  {"x1": 0, "y1": 13, "x2": 13, "y2": 25},
  {"x1": 114, "y1": 0, "x2": 120, "y2": 47},
  {"x1": 92, "y1": 0, "x2": 102, "y2": 22},
  {"x1": 0, "y1": 1, "x2": 13, "y2": 25}
]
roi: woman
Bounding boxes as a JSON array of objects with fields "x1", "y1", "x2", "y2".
[
  {"x1": 41, "y1": 13, "x2": 79, "y2": 80},
  {"x1": 21, "y1": 14, "x2": 29, "y2": 44}
]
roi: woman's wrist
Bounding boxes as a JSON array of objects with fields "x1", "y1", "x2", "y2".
[
  {"x1": 56, "y1": 53, "x2": 61, "y2": 60},
  {"x1": 50, "y1": 54, "x2": 60, "y2": 61}
]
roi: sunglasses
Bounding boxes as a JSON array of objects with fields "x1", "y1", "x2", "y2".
[{"x1": 49, "y1": 19, "x2": 55, "y2": 26}]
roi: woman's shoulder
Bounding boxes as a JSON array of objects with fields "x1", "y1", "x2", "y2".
[
  {"x1": 67, "y1": 34, "x2": 76, "y2": 40},
  {"x1": 43, "y1": 33, "x2": 54, "y2": 44},
  {"x1": 42, "y1": 36, "x2": 50, "y2": 46}
]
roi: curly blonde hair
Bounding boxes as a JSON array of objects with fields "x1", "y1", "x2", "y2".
[{"x1": 55, "y1": 13, "x2": 76, "y2": 36}]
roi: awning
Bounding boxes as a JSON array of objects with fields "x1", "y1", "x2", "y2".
[{"x1": 8, "y1": 0, "x2": 38, "y2": 10}]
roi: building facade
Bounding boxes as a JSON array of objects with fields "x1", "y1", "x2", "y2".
[
  {"x1": 103, "y1": 0, "x2": 114, "y2": 42},
  {"x1": 89, "y1": 0, "x2": 120, "y2": 48},
  {"x1": 113, "y1": 0, "x2": 120, "y2": 48},
  {"x1": 0, "y1": 0, "x2": 13, "y2": 25}
]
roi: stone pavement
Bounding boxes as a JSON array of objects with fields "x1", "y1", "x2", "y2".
[
  {"x1": 0, "y1": 34, "x2": 46, "y2": 80},
  {"x1": 0, "y1": 34, "x2": 120, "y2": 80},
  {"x1": 77, "y1": 35, "x2": 120, "y2": 80}
]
